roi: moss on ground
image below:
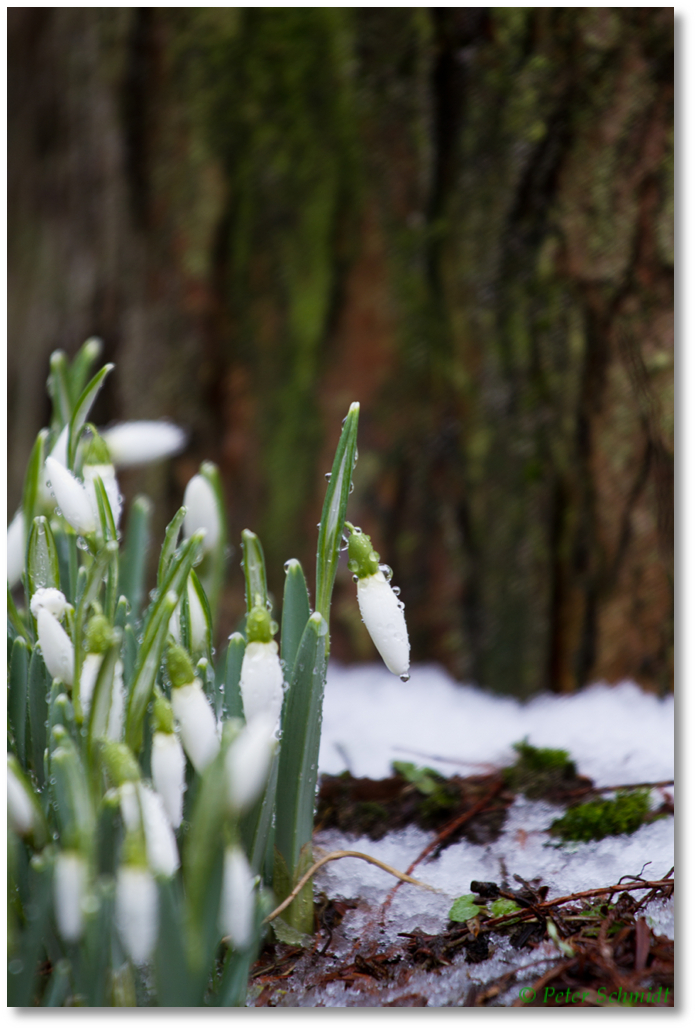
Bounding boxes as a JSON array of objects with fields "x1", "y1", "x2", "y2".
[{"x1": 550, "y1": 789, "x2": 652, "y2": 843}]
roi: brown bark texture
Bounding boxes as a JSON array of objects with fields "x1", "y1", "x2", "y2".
[{"x1": 8, "y1": 8, "x2": 673, "y2": 696}]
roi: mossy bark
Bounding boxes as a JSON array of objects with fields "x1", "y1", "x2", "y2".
[{"x1": 8, "y1": 8, "x2": 673, "y2": 696}]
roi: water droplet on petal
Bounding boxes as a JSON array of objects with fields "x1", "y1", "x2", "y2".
[
  {"x1": 392, "y1": 586, "x2": 401, "y2": 596},
  {"x1": 399, "y1": 673, "x2": 410, "y2": 682}
]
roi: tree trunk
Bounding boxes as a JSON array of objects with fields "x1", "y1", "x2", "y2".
[{"x1": 8, "y1": 7, "x2": 673, "y2": 696}]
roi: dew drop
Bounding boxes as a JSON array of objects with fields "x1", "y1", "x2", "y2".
[
  {"x1": 8, "y1": 959, "x2": 23, "y2": 976},
  {"x1": 399, "y1": 673, "x2": 410, "y2": 682},
  {"x1": 352, "y1": 574, "x2": 358, "y2": 583},
  {"x1": 379, "y1": 563, "x2": 393, "y2": 581},
  {"x1": 348, "y1": 481, "x2": 354, "y2": 494},
  {"x1": 324, "y1": 472, "x2": 332, "y2": 481},
  {"x1": 392, "y1": 586, "x2": 401, "y2": 596}
]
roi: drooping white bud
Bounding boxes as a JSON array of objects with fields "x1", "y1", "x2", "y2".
[
  {"x1": 225, "y1": 716, "x2": 276, "y2": 814},
  {"x1": 151, "y1": 732, "x2": 186, "y2": 829},
  {"x1": 239, "y1": 641, "x2": 284, "y2": 729},
  {"x1": 6, "y1": 510, "x2": 25, "y2": 589},
  {"x1": 37, "y1": 607, "x2": 75, "y2": 686},
  {"x1": 38, "y1": 426, "x2": 69, "y2": 510},
  {"x1": 30, "y1": 587, "x2": 68, "y2": 620},
  {"x1": 54, "y1": 851, "x2": 88, "y2": 943},
  {"x1": 83, "y1": 463, "x2": 123, "y2": 529},
  {"x1": 45, "y1": 456, "x2": 96, "y2": 536},
  {"x1": 219, "y1": 846, "x2": 255, "y2": 951},
  {"x1": 106, "y1": 660, "x2": 125, "y2": 741},
  {"x1": 7, "y1": 756, "x2": 36, "y2": 837},
  {"x1": 79, "y1": 652, "x2": 102, "y2": 715},
  {"x1": 356, "y1": 571, "x2": 410, "y2": 677},
  {"x1": 183, "y1": 474, "x2": 220, "y2": 554},
  {"x1": 171, "y1": 678, "x2": 219, "y2": 774},
  {"x1": 137, "y1": 784, "x2": 180, "y2": 878},
  {"x1": 115, "y1": 865, "x2": 159, "y2": 965},
  {"x1": 101, "y1": 421, "x2": 186, "y2": 468},
  {"x1": 119, "y1": 781, "x2": 141, "y2": 834}
]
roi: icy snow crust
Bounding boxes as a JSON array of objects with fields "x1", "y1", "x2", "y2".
[{"x1": 256, "y1": 664, "x2": 673, "y2": 1007}]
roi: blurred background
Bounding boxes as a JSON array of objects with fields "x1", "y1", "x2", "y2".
[{"x1": 7, "y1": 8, "x2": 673, "y2": 697}]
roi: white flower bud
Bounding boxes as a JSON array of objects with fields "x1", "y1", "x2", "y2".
[
  {"x1": 54, "y1": 852, "x2": 88, "y2": 943},
  {"x1": 225, "y1": 717, "x2": 276, "y2": 814},
  {"x1": 171, "y1": 678, "x2": 219, "y2": 774},
  {"x1": 119, "y1": 782, "x2": 140, "y2": 834},
  {"x1": 38, "y1": 426, "x2": 69, "y2": 510},
  {"x1": 7, "y1": 757, "x2": 35, "y2": 837},
  {"x1": 106, "y1": 661, "x2": 125, "y2": 741},
  {"x1": 151, "y1": 732, "x2": 186, "y2": 829},
  {"x1": 101, "y1": 421, "x2": 186, "y2": 468},
  {"x1": 115, "y1": 865, "x2": 158, "y2": 965},
  {"x1": 45, "y1": 456, "x2": 96, "y2": 536},
  {"x1": 220, "y1": 846, "x2": 255, "y2": 951},
  {"x1": 137, "y1": 784, "x2": 180, "y2": 878},
  {"x1": 30, "y1": 587, "x2": 68, "y2": 620},
  {"x1": 79, "y1": 652, "x2": 101, "y2": 715},
  {"x1": 240, "y1": 641, "x2": 284, "y2": 729},
  {"x1": 167, "y1": 576, "x2": 208, "y2": 652},
  {"x1": 6, "y1": 510, "x2": 25, "y2": 589},
  {"x1": 356, "y1": 570, "x2": 410, "y2": 677},
  {"x1": 183, "y1": 474, "x2": 220, "y2": 554},
  {"x1": 83, "y1": 463, "x2": 123, "y2": 529},
  {"x1": 37, "y1": 607, "x2": 75, "y2": 685}
]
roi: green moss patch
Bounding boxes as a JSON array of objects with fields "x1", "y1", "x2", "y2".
[
  {"x1": 503, "y1": 739, "x2": 587, "y2": 801},
  {"x1": 550, "y1": 789, "x2": 652, "y2": 843}
]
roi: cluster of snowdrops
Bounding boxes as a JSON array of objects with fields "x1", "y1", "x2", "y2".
[{"x1": 7, "y1": 341, "x2": 409, "y2": 1006}]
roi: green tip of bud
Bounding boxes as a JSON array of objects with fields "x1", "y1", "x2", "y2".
[
  {"x1": 101, "y1": 741, "x2": 141, "y2": 786},
  {"x1": 245, "y1": 605, "x2": 275, "y2": 644},
  {"x1": 152, "y1": 695, "x2": 175, "y2": 735},
  {"x1": 346, "y1": 525, "x2": 380, "y2": 579},
  {"x1": 82, "y1": 428, "x2": 112, "y2": 466},
  {"x1": 121, "y1": 829, "x2": 148, "y2": 868},
  {"x1": 167, "y1": 642, "x2": 195, "y2": 688},
  {"x1": 85, "y1": 613, "x2": 114, "y2": 654}
]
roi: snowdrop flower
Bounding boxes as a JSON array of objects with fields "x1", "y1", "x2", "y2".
[
  {"x1": 6, "y1": 510, "x2": 25, "y2": 588},
  {"x1": 101, "y1": 421, "x2": 186, "y2": 468},
  {"x1": 151, "y1": 732, "x2": 186, "y2": 829},
  {"x1": 150, "y1": 696, "x2": 186, "y2": 829},
  {"x1": 168, "y1": 574, "x2": 209, "y2": 652},
  {"x1": 136, "y1": 783, "x2": 180, "y2": 878},
  {"x1": 183, "y1": 472, "x2": 220, "y2": 554},
  {"x1": 106, "y1": 661, "x2": 125, "y2": 741},
  {"x1": 239, "y1": 607, "x2": 284, "y2": 730},
  {"x1": 7, "y1": 756, "x2": 37, "y2": 837},
  {"x1": 54, "y1": 851, "x2": 88, "y2": 943},
  {"x1": 36, "y1": 607, "x2": 75, "y2": 685},
  {"x1": 30, "y1": 586, "x2": 68, "y2": 620},
  {"x1": 45, "y1": 456, "x2": 96, "y2": 536},
  {"x1": 167, "y1": 644, "x2": 219, "y2": 773},
  {"x1": 225, "y1": 716, "x2": 277, "y2": 814},
  {"x1": 346, "y1": 523, "x2": 410, "y2": 678},
  {"x1": 219, "y1": 846, "x2": 256, "y2": 951},
  {"x1": 115, "y1": 864, "x2": 159, "y2": 965}
]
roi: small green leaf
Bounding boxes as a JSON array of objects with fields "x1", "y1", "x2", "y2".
[
  {"x1": 9, "y1": 637, "x2": 29, "y2": 765},
  {"x1": 26, "y1": 516, "x2": 61, "y2": 598},
  {"x1": 280, "y1": 559, "x2": 311, "y2": 684},
  {"x1": 68, "y1": 336, "x2": 102, "y2": 403},
  {"x1": 67, "y1": 363, "x2": 114, "y2": 470},
  {"x1": 392, "y1": 760, "x2": 442, "y2": 796},
  {"x1": 157, "y1": 506, "x2": 186, "y2": 586},
  {"x1": 47, "y1": 350, "x2": 73, "y2": 429},
  {"x1": 223, "y1": 633, "x2": 246, "y2": 721},
  {"x1": 28, "y1": 646, "x2": 51, "y2": 786},
  {"x1": 21, "y1": 429, "x2": 49, "y2": 535},
  {"x1": 118, "y1": 496, "x2": 152, "y2": 619},
  {"x1": 274, "y1": 611, "x2": 327, "y2": 922},
  {"x1": 449, "y1": 894, "x2": 483, "y2": 923},
  {"x1": 241, "y1": 529, "x2": 268, "y2": 612},
  {"x1": 50, "y1": 733, "x2": 94, "y2": 852},
  {"x1": 490, "y1": 898, "x2": 521, "y2": 918},
  {"x1": 315, "y1": 402, "x2": 359, "y2": 635}
]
